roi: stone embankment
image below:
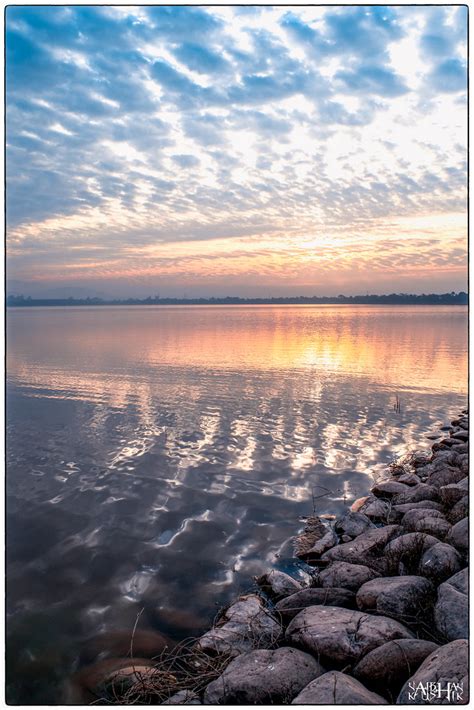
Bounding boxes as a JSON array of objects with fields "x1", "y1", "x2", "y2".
[{"x1": 73, "y1": 410, "x2": 468, "y2": 704}]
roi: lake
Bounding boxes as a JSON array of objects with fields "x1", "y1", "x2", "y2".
[{"x1": 6, "y1": 305, "x2": 467, "y2": 703}]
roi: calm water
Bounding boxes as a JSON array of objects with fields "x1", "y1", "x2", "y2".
[{"x1": 7, "y1": 305, "x2": 467, "y2": 703}]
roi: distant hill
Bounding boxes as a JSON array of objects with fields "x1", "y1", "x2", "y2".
[{"x1": 6, "y1": 292, "x2": 468, "y2": 307}]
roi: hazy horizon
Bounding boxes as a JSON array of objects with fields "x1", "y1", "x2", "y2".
[{"x1": 7, "y1": 6, "x2": 467, "y2": 297}]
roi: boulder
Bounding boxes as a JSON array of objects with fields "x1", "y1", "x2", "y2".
[
  {"x1": 203, "y1": 647, "x2": 324, "y2": 704},
  {"x1": 392, "y1": 484, "x2": 439, "y2": 505},
  {"x1": 398, "y1": 473, "x2": 421, "y2": 486},
  {"x1": 256, "y1": 570, "x2": 303, "y2": 601},
  {"x1": 319, "y1": 561, "x2": 380, "y2": 592},
  {"x1": 384, "y1": 533, "x2": 439, "y2": 575},
  {"x1": 298, "y1": 528, "x2": 339, "y2": 561},
  {"x1": 397, "y1": 639, "x2": 468, "y2": 704},
  {"x1": 291, "y1": 671, "x2": 387, "y2": 704},
  {"x1": 445, "y1": 517, "x2": 468, "y2": 556},
  {"x1": 372, "y1": 480, "x2": 411, "y2": 499},
  {"x1": 452, "y1": 430, "x2": 468, "y2": 442},
  {"x1": 162, "y1": 691, "x2": 201, "y2": 704},
  {"x1": 334, "y1": 511, "x2": 375, "y2": 538},
  {"x1": 359, "y1": 498, "x2": 400, "y2": 523},
  {"x1": 285, "y1": 605, "x2": 414, "y2": 667},
  {"x1": 434, "y1": 569, "x2": 468, "y2": 641},
  {"x1": 275, "y1": 588, "x2": 356, "y2": 621},
  {"x1": 400, "y1": 509, "x2": 451, "y2": 539},
  {"x1": 418, "y1": 542, "x2": 462, "y2": 583},
  {"x1": 321, "y1": 525, "x2": 401, "y2": 569},
  {"x1": 440, "y1": 479, "x2": 468, "y2": 508},
  {"x1": 356, "y1": 576, "x2": 434, "y2": 624},
  {"x1": 429, "y1": 466, "x2": 466, "y2": 488},
  {"x1": 448, "y1": 496, "x2": 469, "y2": 525},
  {"x1": 195, "y1": 594, "x2": 281, "y2": 657},
  {"x1": 353, "y1": 639, "x2": 439, "y2": 700},
  {"x1": 394, "y1": 500, "x2": 443, "y2": 515}
]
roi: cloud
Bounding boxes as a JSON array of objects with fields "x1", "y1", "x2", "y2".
[
  {"x1": 428, "y1": 58, "x2": 467, "y2": 93},
  {"x1": 335, "y1": 65, "x2": 409, "y2": 97}
]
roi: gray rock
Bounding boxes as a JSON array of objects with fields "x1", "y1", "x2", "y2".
[
  {"x1": 195, "y1": 594, "x2": 281, "y2": 657},
  {"x1": 285, "y1": 605, "x2": 414, "y2": 666},
  {"x1": 319, "y1": 561, "x2": 380, "y2": 592},
  {"x1": 455, "y1": 453, "x2": 469, "y2": 475},
  {"x1": 162, "y1": 690, "x2": 201, "y2": 704},
  {"x1": 203, "y1": 647, "x2": 324, "y2": 704},
  {"x1": 445, "y1": 517, "x2": 468, "y2": 556},
  {"x1": 321, "y1": 525, "x2": 401, "y2": 569},
  {"x1": 275, "y1": 588, "x2": 356, "y2": 621},
  {"x1": 356, "y1": 575, "x2": 434, "y2": 623},
  {"x1": 448, "y1": 496, "x2": 469, "y2": 525},
  {"x1": 398, "y1": 472, "x2": 421, "y2": 486},
  {"x1": 394, "y1": 500, "x2": 443, "y2": 515},
  {"x1": 291, "y1": 671, "x2": 387, "y2": 704},
  {"x1": 434, "y1": 569, "x2": 468, "y2": 641},
  {"x1": 429, "y1": 466, "x2": 466, "y2": 488},
  {"x1": 401, "y1": 509, "x2": 451, "y2": 539},
  {"x1": 359, "y1": 498, "x2": 400, "y2": 523},
  {"x1": 440, "y1": 478, "x2": 468, "y2": 508},
  {"x1": 353, "y1": 639, "x2": 439, "y2": 699},
  {"x1": 372, "y1": 480, "x2": 411, "y2": 498},
  {"x1": 452, "y1": 430, "x2": 468, "y2": 442},
  {"x1": 334, "y1": 511, "x2": 375, "y2": 538},
  {"x1": 418, "y1": 543, "x2": 462, "y2": 583},
  {"x1": 397, "y1": 639, "x2": 468, "y2": 704},
  {"x1": 298, "y1": 528, "x2": 339, "y2": 561},
  {"x1": 392, "y1": 483, "x2": 439, "y2": 505},
  {"x1": 384, "y1": 533, "x2": 440, "y2": 575},
  {"x1": 256, "y1": 570, "x2": 303, "y2": 601}
]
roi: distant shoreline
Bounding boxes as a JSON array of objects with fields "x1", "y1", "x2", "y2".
[{"x1": 5, "y1": 292, "x2": 469, "y2": 307}]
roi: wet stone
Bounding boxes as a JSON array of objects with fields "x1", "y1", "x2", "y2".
[{"x1": 256, "y1": 570, "x2": 303, "y2": 601}]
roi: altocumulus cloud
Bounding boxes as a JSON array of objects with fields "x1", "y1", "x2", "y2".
[{"x1": 6, "y1": 5, "x2": 467, "y2": 296}]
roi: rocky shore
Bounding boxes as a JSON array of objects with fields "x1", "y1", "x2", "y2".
[{"x1": 70, "y1": 410, "x2": 469, "y2": 704}]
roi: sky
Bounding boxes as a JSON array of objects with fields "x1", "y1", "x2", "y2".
[{"x1": 6, "y1": 4, "x2": 468, "y2": 298}]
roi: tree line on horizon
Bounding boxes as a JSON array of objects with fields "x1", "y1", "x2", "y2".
[{"x1": 6, "y1": 292, "x2": 468, "y2": 306}]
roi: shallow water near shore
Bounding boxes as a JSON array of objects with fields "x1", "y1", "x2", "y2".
[{"x1": 6, "y1": 304, "x2": 467, "y2": 703}]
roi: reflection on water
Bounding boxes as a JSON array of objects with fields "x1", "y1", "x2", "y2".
[{"x1": 6, "y1": 305, "x2": 467, "y2": 703}]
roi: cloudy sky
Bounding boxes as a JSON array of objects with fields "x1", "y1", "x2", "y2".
[{"x1": 6, "y1": 5, "x2": 467, "y2": 297}]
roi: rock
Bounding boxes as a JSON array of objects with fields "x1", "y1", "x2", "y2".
[
  {"x1": 319, "y1": 561, "x2": 380, "y2": 592},
  {"x1": 412, "y1": 454, "x2": 431, "y2": 468},
  {"x1": 452, "y1": 430, "x2": 468, "y2": 442},
  {"x1": 356, "y1": 575, "x2": 434, "y2": 624},
  {"x1": 203, "y1": 647, "x2": 324, "y2": 704},
  {"x1": 398, "y1": 473, "x2": 421, "y2": 486},
  {"x1": 397, "y1": 639, "x2": 468, "y2": 704},
  {"x1": 275, "y1": 588, "x2": 356, "y2": 621},
  {"x1": 392, "y1": 484, "x2": 439, "y2": 505},
  {"x1": 291, "y1": 671, "x2": 387, "y2": 704},
  {"x1": 285, "y1": 605, "x2": 414, "y2": 667},
  {"x1": 321, "y1": 525, "x2": 401, "y2": 570},
  {"x1": 394, "y1": 500, "x2": 443, "y2": 515},
  {"x1": 70, "y1": 658, "x2": 156, "y2": 701},
  {"x1": 195, "y1": 594, "x2": 281, "y2": 657},
  {"x1": 440, "y1": 479, "x2": 468, "y2": 508},
  {"x1": 419, "y1": 542, "x2": 462, "y2": 583},
  {"x1": 445, "y1": 517, "x2": 468, "y2": 556},
  {"x1": 359, "y1": 498, "x2": 400, "y2": 523},
  {"x1": 448, "y1": 496, "x2": 469, "y2": 525},
  {"x1": 162, "y1": 691, "x2": 201, "y2": 705},
  {"x1": 400, "y1": 509, "x2": 451, "y2": 540},
  {"x1": 256, "y1": 570, "x2": 303, "y2": 601},
  {"x1": 298, "y1": 528, "x2": 339, "y2": 561},
  {"x1": 384, "y1": 533, "x2": 440, "y2": 575},
  {"x1": 434, "y1": 569, "x2": 468, "y2": 641},
  {"x1": 455, "y1": 453, "x2": 469, "y2": 475},
  {"x1": 372, "y1": 480, "x2": 411, "y2": 498},
  {"x1": 334, "y1": 511, "x2": 375, "y2": 538},
  {"x1": 429, "y1": 466, "x2": 466, "y2": 488},
  {"x1": 353, "y1": 639, "x2": 439, "y2": 700}
]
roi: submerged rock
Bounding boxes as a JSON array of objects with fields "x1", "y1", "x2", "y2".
[
  {"x1": 291, "y1": 671, "x2": 387, "y2": 704},
  {"x1": 285, "y1": 605, "x2": 414, "y2": 667},
  {"x1": 397, "y1": 639, "x2": 468, "y2": 704},
  {"x1": 256, "y1": 570, "x2": 303, "y2": 601},
  {"x1": 203, "y1": 647, "x2": 324, "y2": 704},
  {"x1": 353, "y1": 639, "x2": 439, "y2": 700},
  {"x1": 275, "y1": 587, "x2": 356, "y2": 621},
  {"x1": 195, "y1": 594, "x2": 281, "y2": 657}
]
